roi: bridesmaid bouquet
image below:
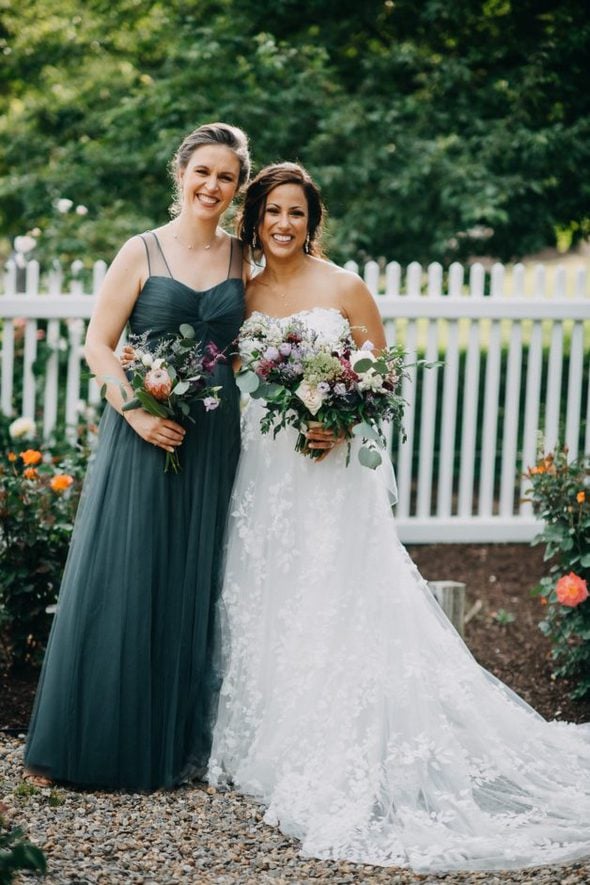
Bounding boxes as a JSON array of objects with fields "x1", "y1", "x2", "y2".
[
  {"x1": 119, "y1": 324, "x2": 223, "y2": 473},
  {"x1": 236, "y1": 314, "x2": 406, "y2": 469}
]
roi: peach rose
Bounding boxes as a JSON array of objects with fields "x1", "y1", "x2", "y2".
[
  {"x1": 577, "y1": 491, "x2": 586, "y2": 504},
  {"x1": 20, "y1": 449, "x2": 42, "y2": 466},
  {"x1": 7, "y1": 452, "x2": 17, "y2": 462},
  {"x1": 23, "y1": 467, "x2": 39, "y2": 480},
  {"x1": 50, "y1": 473, "x2": 74, "y2": 493},
  {"x1": 555, "y1": 572, "x2": 589, "y2": 608}
]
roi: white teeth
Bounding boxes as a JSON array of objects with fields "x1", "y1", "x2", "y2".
[
  {"x1": 198, "y1": 195, "x2": 217, "y2": 205},
  {"x1": 273, "y1": 234, "x2": 292, "y2": 242}
]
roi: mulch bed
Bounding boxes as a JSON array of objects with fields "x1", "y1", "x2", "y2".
[{"x1": 2, "y1": 543, "x2": 589, "y2": 731}]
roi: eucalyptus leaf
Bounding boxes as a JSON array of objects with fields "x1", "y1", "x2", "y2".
[
  {"x1": 353, "y1": 358, "x2": 374, "y2": 374},
  {"x1": 352, "y1": 421, "x2": 382, "y2": 443},
  {"x1": 179, "y1": 323, "x2": 196, "y2": 339},
  {"x1": 358, "y1": 446, "x2": 383, "y2": 469},
  {"x1": 236, "y1": 371, "x2": 261, "y2": 394},
  {"x1": 172, "y1": 380, "x2": 190, "y2": 396},
  {"x1": 121, "y1": 397, "x2": 141, "y2": 412}
]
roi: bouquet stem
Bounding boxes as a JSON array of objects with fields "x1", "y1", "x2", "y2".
[{"x1": 164, "y1": 449, "x2": 181, "y2": 474}]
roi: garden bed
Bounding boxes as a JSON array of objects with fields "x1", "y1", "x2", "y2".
[{"x1": 2, "y1": 542, "x2": 589, "y2": 731}]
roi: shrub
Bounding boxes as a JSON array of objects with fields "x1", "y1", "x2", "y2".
[
  {"x1": 0, "y1": 417, "x2": 91, "y2": 667},
  {"x1": 0, "y1": 803, "x2": 46, "y2": 884},
  {"x1": 526, "y1": 447, "x2": 590, "y2": 700}
]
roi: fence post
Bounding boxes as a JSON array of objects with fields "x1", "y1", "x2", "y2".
[{"x1": 428, "y1": 581, "x2": 466, "y2": 636}]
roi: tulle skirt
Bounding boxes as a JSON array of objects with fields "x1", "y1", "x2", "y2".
[{"x1": 209, "y1": 401, "x2": 590, "y2": 872}]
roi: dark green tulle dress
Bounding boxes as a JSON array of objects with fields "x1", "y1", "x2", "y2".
[{"x1": 24, "y1": 232, "x2": 244, "y2": 791}]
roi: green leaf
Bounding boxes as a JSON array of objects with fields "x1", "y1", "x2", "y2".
[
  {"x1": 358, "y1": 446, "x2": 382, "y2": 469},
  {"x1": 236, "y1": 371, "x2": 260, "y2": 394},
  {"x1": 353, "y1": 358, "x2": 374, "y2": 374},
  {"x1": 135, "y1": 389, "x2": 170, "y2": 417},
  {"x1": 172, "y1": 380, "x2": 190, "y2": 396},
  {"x1": 352, "y1": 421, "x2": 382, "y2": 443},
  {"x1": 580, "y1": 553, "x2": 590, "y2": 567},
  {"x1": 121, "y1": 397, "x2": 141, "y2": 412},
  {"x1": 179, "y1": 323, "x2": 196, "y2": 339}
]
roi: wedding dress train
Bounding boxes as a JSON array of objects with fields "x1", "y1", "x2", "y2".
[{"x1": 208, "y1": 307, "x2": 590, "y2": 872}]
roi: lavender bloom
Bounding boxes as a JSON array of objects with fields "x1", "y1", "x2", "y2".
[
  {"x1": 291, "y1": 362, "x2": 304, "y2": 375},
  {"x1": 203, "y1": 397, "x2": 220, "y2": 411},
  {"x1": 279, "y1": 342, "x2": 292, "y2": 356},
  {"x1": 264, "y1": 346, "x2": 280, "y2": 362}
]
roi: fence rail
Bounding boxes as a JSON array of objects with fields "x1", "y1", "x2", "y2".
[{"x1": 2, "y1": 257, "x2": 589, "y2": 543}]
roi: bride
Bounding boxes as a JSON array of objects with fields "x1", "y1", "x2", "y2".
[{"x1": 208, "y1": 162, "x2": 590, "y2": 873}]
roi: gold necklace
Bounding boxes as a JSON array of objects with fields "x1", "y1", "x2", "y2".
[{"x1": 171, "y1": 223, "x2": 216, "y2": 251}]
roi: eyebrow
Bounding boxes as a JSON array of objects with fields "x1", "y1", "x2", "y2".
[
  {"x1": 266, "y1": 202, "x2": 306, "y2": 210},
  {"x1": 193, "y1": 164, "x2": 237, "y2": 176}
]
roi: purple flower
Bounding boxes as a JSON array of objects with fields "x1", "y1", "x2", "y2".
[
  {"x1": 264, "y1": 346, "x2": 280, "y2": 362},
  {"x1": 334, "y1": 382, "x2": 348, "y2": 396},
  {"x1": 291, "y1": 362, "x2": 304, "y2": 375},
  {"x1": 317, "y1": 381, "x2": 331, "y2": 394},
  {"x1": 203, "y1": 396, "x2": 220, "y2": 411},
  {"x1": 279, "y1": 342, "x2": 292, "y2": 357}
]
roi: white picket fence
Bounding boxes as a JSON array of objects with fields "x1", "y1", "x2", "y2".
[{"x1": 1, "y1": 257, "x2": 589, "y2": 543}]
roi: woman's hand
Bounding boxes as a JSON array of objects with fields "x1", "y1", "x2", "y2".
[
  {"x1": 124, "y1": 409, "x2": 186, "y2": 453},
  {"x1": 120, "y1": 344, "x2": 136, "y2": 368},
  {"x1": 305, "y1": 421, "x2": 346, "y2": 462}
]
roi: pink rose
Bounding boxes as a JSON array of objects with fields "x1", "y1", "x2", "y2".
[{"x1": 555, "y1": 572, "x2": 589, "y2": 607}]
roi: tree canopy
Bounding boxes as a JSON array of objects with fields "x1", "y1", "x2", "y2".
[{"x1": 1, "y1": 0, "x2": 588, "y2": 266}]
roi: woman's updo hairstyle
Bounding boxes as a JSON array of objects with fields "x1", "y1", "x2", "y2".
[
  {"x1": 169, "y1": 122, "x2": 251, "y2": 216},
  {"x1": 238, "y1": 162, "x2": 325, "y2": 257}
]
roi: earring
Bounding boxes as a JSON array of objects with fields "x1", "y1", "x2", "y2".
[
  {"x1": 253, "y1": 231, "x2": 259, "y2": 250},
  {"x1": 304, "y1": 234, "x2": 311, "y2": 254}
]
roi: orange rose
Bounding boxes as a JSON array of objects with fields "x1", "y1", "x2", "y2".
[
  {"x1": 50, "y1": 473, "x2": 74, "y2": 493},
  {"x1": 7, "y1": 452, "x2": 17, "y2": 462},
  {"x1": 20, "y1": 449, "x2": 42, "y2": 466},
  {"x1": 529, "y1": 464, "x2": 545, "y2": 475},
  {"x1": 23, "y1": 467, "x2": 39, "y2": 480},
  {"x1": 539, "y1": 597, "x2": 548, "y2": 606},
  {"x1": 577, "y1": 491, "x2": 586, "y2": 504},
  {"x1": 555, "y1": 572, "x2": 589, "y2": 608}
]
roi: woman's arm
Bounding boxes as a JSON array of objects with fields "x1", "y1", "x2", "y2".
[{"x1": 84, "y1": 236, "x2": 185, "y2": 453}]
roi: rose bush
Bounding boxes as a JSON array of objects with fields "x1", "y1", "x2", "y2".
[
  {"x1": 0, "y1": 417, "x2": 91, "y2": 667},
  {"x1": 526, "y1": 447, "x2": 590, "y2": 700}
]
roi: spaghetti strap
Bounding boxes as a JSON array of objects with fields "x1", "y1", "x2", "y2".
[
  {"x1": 138, "y1": 234, "x2": 151, "y2": 276},
  {"x1": 150, "y1": 231, "x2": 174, "y2": 279},
  {"x1": 226, "y1": 238, "x2": 234, "y2": 280}
]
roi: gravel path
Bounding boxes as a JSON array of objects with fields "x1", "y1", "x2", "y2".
[{"x1": 2, "y1": 735, "x2": 588, "y2": 885}]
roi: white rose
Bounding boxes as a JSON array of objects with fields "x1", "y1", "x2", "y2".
[
  {"x1": 140, "y1": 352, "x2": 153, "y2": 367},
  {"x1": 54, "y1": 198, "x2": 74, "y2": 213},
  {"x1": 295, "y1": 381, "x2": 325, "y2": 416},
  {"x1": 239, "y1": 339, "x2": 258, "y2": 359},
  {"x1": 152, "y1": 357, "x2": 164, "y2": 369},
  {"x1": 9, "y1": 416, "x2": 36, "y2": 440},
  {"x1": 14, "y1": 235, "x2": 36, "y2": 254},
  {"x1": 350, "y1": 349, "x2": 376, "y2": 370},
  {"x1": 75, "y1": 205, "x2": 89, "y2": 216}
]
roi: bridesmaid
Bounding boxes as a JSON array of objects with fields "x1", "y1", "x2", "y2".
[{"x1": 24, "y1": 122, "x2": 250, "y2": 791}]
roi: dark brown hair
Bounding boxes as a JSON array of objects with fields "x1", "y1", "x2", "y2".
[
  {"x1": 169, "y1": 122, "x2": 251, "y2": 215},
  {"x1": 238, "y1": 162, "x2": 325, "y2": 257}
]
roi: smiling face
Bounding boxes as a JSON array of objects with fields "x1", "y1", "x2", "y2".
[
  {"x1": 178, "y1": 144, "x2": 241, "y2": 220},
  {"x1": 257, "y1": 183, "x2": 309, "y2": 259}
]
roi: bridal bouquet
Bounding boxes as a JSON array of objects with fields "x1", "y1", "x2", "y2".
[
  {"x1": 118, "y1": 324, "x2": 223, "y2": 473},
  {"x1": 236, "y1": 314, "x2": 406, "y2": 468}
]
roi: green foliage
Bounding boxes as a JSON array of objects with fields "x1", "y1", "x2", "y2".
[
  {"x1": 0, "y1": 420, "x2": 90, "y2": 666},
  {"x1": 527, "y1": 448, "x2": 590, "y2": 700},
  {"x1": 0, "y1": 806, "x2": 46, "y2": 884},
  {"x1": 0, "y1": 1, "x2": 588, "y2": 266}
]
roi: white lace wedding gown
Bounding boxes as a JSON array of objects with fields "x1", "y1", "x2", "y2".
[{"x1": 208, "y1": 307, "x2": 590, "y2": 873}]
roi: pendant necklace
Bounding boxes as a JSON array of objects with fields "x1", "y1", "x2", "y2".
[{"x1": 172, "y1": 223, "x2": 216, "y2": 251}]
